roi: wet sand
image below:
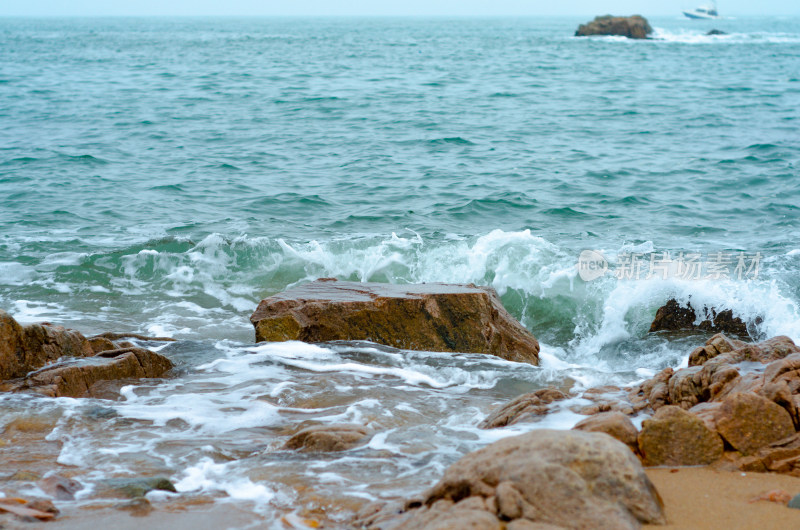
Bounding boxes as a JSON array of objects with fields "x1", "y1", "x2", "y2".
[{"x1": 645, "y1": 467, "x2": 800, "y2": 529}]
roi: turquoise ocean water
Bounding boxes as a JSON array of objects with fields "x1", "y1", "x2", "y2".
[{"x1": 1, "y1": 15, "x2": 799, "y2": 525}]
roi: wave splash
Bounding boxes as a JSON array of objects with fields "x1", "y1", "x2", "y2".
[{"x1": 2, "y1": 230, "x2": 799, "y2": 367}]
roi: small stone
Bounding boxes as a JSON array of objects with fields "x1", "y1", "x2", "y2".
[
  {"x1": 788, "y1": 493, "x2": 800, "y2": 509},
  {"x1": 25, "y1": 499, "x2": 59, "y2": 515},
  {"x1": 115, "y1": 497, "x2": 153, "y2": 517},
  {"x1": 104, "y1": 477, "x2": 177, "y2": 498}
]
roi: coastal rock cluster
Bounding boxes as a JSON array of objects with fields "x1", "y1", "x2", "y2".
[
  {"x1": 6, "y1": 283, "x2": 800, "y2": 527},
  {"x1": 478, "y1": 331, "x2": 800, "y2": 477},
  {"x1": 0, "y1": 310, "x2": 173, "y2": 398},
  {"x1": 649, "y1": 298, "x2": 752, "y2": 336}
]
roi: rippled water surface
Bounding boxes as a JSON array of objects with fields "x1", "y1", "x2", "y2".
[{"x1": 0, "y1": 15, "x2": 799, "y2": 528}]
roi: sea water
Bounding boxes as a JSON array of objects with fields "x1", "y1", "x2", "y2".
[{"x1": 0, "y1": 15, "x2": 799, "y2": 527}]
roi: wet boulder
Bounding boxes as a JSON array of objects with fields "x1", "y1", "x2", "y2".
[
  {"x1": 0, "y1": 311, "x2": 174, "y2": 398},
  {"x1": 39, "y1": 475, "x2": 84, "y2": 501},
  {"x1": 250, "y1": 279, "x2": 540, "y2": 365},
  {"x1": 2, "y1": 347, "x2": 174, "y2": 398},
  {"x1": 284, "y1": 424, "x2": 371, "y2": 452},
  {"x1": 361, "y1": 429, "x2": 665, "y2": 529},
  {"x1": 575, "y1": 15, "x2": 653, "y2": 39},
  {"x1": 689, "y1": 333, "x2": 798, "y2": 367},
  {"x1": 479, "y1": 388, "x2": 566, "y2": 428},
  {"x1": 648, "y1": 299, "x2": 751, "y2": 336}
]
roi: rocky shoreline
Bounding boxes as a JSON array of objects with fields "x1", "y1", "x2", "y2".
[{"x1": 2, "y1": 282, "x2": 800, "y2": 527}]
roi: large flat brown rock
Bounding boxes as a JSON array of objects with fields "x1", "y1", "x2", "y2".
[{"x1": 250, "y1": 279, "x2": 540, "y2": 364}]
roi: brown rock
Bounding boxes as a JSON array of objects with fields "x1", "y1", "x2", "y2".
[
  {"x1": 479, "y1": 388, "x2": 566, "y2": 429},
  {"x1": 754, "y1": 433, "x2": 800, "y2": 475},
  {"x1": 714, "y1": 392, "x2": 795, "y2": 455},
  {"x1": 688, "y1": 333, "x2": 746, "y2": 366},
  {"x1": 283, "y1": 424, "x2": 371, "y2": 452},
  {"x1": 688, "y1": 402, "x2": 722, "y2": 432},
  {"x1": 632, "y1": 367, "x2": 674, "y2": 411},
  {"x1": 0, "y1": 310, "x2": 93, "y2": 380},
  {"x1": 692, "y1": 334, "x2": 800, "y2": 367},
  {"x1": 649, "y1": 299, "x2": 751, "y2": 337},
  {"x1": 39, "y1": 475, "x2": 83, "y2": 501},
  {"x1": 250, "y1": 279, "x2": 540, "y2": 364},
  {"x1": 638, "y1": 405, "x2": 723, "y2": 466},
  {"x1": 630, "y1": 335, "x2": 800, "y2": 416},
  {"x1": 575, "y1": 15, "x2": 653, "y2": 39},
  {"x1": 366, "y1": 500, "x2": 503, "y2": 530},
  {"x1": 86, "y1": 336, "x2": 119, "y2": 354},
  {"x1": 422, "y1": 429, "x2": 664, "y2": 529},
  {"x1": 5, "y1": 348, "x2": 174, "y2": 398},
  {"x1": 573, "y1": 412, "x2": 639, "y2": 454}
]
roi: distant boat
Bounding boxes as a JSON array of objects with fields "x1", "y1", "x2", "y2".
[{"x1": 683, "y1": 2, "x2": 720, "y2": 19}]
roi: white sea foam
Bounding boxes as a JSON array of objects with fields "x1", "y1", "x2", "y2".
[{"x1": 652, "y1": 28, "x2": 800, "y2": 44}]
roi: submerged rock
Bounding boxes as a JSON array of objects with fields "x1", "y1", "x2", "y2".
[
  {"x1": 706, "y1": 29, "x2": 727, "y2": 35},
  {"x1": 358, "y1": 429, "x2": 665, "y2": 529},
  {"x1": 479, "y1": 388, "x2": 566, "y2": 428},
  {"x1": 0, "y1": 310, "x2": 93, "y2": 380},
  {"x1": 284, "y1": 424, "x2": 371, "y2": 452},
  {"x1": 648, "y1": 299, "x2": 752, "y2": 336},
  {"x1": 39, "y1": 475, "x2": 84, "y2": 501},
  {"x1": 103, "y1": 477, "x2": 177, "y2": 498},
  {"x1": 3, "y1": 348, "x2": 173, "y2": 398},
  {"x1": 575, "y1": 15, "x2": 653, "y2": 39},
  {"x1": 250, "y1": 279, "x2": 540, "y2": 364},
  {"x1": 0, "y1": 311, "x2": 174, "y2": 398}
]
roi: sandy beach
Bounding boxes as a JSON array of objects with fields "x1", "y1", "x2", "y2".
[{"x1": 645, "y1": 467, "x2": 800, "y2": 529}]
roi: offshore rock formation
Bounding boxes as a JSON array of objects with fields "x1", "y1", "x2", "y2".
[
  {"x1": 648, "y1": 298, "x2": 751, "y2": 336},
  {"x1": 0, "y1": 310, "x2": 173, "y2": 398},
  {"x1": 575, "y1": 15, "x2": 653, "y2": 40},
  {"x1": 250, "y1": 279, "x2": 540, "y2": 365},
  {"x1": 355, "y1": 430, "x2": 665, "y2": 529}
]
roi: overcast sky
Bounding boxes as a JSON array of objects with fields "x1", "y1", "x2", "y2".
[{"x1": 1, "y1": 1, "x2": 797, "y2": 17}]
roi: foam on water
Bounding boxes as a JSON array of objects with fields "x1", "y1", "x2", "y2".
[{"x1": 652, "y1": 27, "x2": 800, "y2": 44}]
